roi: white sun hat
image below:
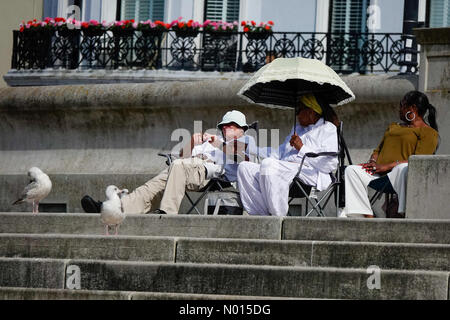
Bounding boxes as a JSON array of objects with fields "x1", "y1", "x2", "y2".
[{"x1": 217, "y1": 110, "x2": 249, "y2": 131}]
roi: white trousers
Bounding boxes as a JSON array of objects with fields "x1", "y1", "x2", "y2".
[
  {"x1": 340, "y1": 163, "x2": 409, "y2": 217},
  {"x1": 237, "y1": 158, "x2": 315, "y2": 216}
]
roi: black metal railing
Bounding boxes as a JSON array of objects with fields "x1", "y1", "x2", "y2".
[{"x1": 11, "y1": 30, "x2": 414, "y2": 74}]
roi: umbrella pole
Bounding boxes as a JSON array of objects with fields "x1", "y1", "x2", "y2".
[{"x1": 293, "y1": 102, "x2": 297, "y2": 135}]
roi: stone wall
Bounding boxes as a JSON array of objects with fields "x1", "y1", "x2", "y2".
[{"x1": 0, "y1": 74, "x2": 417, "y2": 213}]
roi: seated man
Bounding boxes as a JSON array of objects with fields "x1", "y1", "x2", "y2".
[{"x1": 81, "y1": 110, "x2": 256, "y2": 215}]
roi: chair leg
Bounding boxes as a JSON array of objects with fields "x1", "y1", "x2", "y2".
[
  {"x1": 185, "y1": 192, "x2": 201, "y2": 214},
  {"x1": 186, "y1": 186, "x2": 212, "y2": 214},
  {"x1": 305, "y1": 186, "x2": 336, "y2": 217}
]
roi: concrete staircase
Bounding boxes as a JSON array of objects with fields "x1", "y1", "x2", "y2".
[{"x1": 0, "y1": 213, "x2": 449, "y2": 300}]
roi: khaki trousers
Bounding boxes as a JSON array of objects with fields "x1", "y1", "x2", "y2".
[{"x1": 121, "y1": 157, "x2": 209, "y2": 214}]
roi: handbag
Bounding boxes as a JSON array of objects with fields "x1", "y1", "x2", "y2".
[
  {"x1": 382, "y1": 193, "x2": 404, "y2": 218},
  {"x1": 203, "y1": 191, "x2": 243, "y2": 215}
]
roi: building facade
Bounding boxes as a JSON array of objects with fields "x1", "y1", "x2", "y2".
[
  {"x1": 2, "y1": 0, "x2": 450, "y2": 87},
  {"x1": 41, "y1": 0, "x2": 426, "y2": 33}
]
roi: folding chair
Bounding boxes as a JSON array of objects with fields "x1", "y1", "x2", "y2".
[
  {"x1": 288, "y1": 121, "x2": 353, "y2": 217},
  {"x1": 158, "y1": 121, "x2": 259, "y2": 215}
]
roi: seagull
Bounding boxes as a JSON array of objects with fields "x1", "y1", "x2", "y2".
[
  {"x1": 100, "y1": 185, "x2": 126, "y2": 236},
  {"x1": 13, "y1": 167, "x2": 52, "y2": 214}
]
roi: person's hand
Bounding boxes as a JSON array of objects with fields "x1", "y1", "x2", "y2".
[
  {"x1": 360, "y1": 162, "x2": 391, "y2": 175},
  {"x1": 191, "y1": 133, "x2": 203, "y2": 146},
  {"x1": 290, "y1": 134, "x2": 303, "y2": 151},
  {"x1": 203, "y1": 133, "x2": 216, "y2": 143},
  {"x1": 203, "y1": 133, "x2": 223, "y2": 148}
]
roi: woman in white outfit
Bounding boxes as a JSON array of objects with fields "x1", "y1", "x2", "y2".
[
  {"x1": 340, "y1": 91, "x2": 439, "y2": 218},
  {"x1": 237, "y1": 94, "x2": 339, "y2": 216}
]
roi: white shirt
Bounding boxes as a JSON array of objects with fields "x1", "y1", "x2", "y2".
[
  {"x1": 260, "y1": 118, "x2": 339, "y2": 191},
  {"x1": 191, "y1": 135, "x2": 257, "y2": 182}
]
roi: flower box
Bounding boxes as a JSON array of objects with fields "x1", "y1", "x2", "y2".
[
  {"x1": 175, "y1": 29, "x2": 199, "y2": 38},
  {"x1": 82, "y1": 28, "x2": 104, "y2": 37},
  {"x1": 246, "y1": 32, "x2": 271, "y2": 40},
  {"x1": 208, "y1": 31, "x2": 234, "y2": 40},
  {"x1": 112, "y1": 29, "x2": 135, "y2": 37},
  {"x1": 141, "y1": 29, "x2": 164, "y2": 37}
]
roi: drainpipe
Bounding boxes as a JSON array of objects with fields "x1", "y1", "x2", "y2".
[{"x1": 399, "y1": 0, "x2": 419, "y2": 74}]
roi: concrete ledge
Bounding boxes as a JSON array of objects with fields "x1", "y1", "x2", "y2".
[
  {"x1": 0, "y1": 287, "x2": 130, "y2": 300},
  {"x1": 0, "y1": 213, "x2": 282, "y2": 239},
  {"x1": 0, "y1": 287, "x2": 304, "y2": 300},
  {"x1": 0, "y1": 234, "x2": 175, "y2": 262},
  {"x1": 47, "y1": 259, "x2": 450, "y2": 299},
  {"x1": 176, "y1": 238, "x2": 450, "y2": 271},
  {"x1": 2, "y1": 234, "x2": 450, "y2": 271},
  {"x1": 0, "y1": 258, "x2": 65, "y2": 289},
  {"x1": 406, "y1": 155, "x2": 450, "y2": 220},
  {"x1": 2, "y1": 213, "x2": 450, "y2": 243},
  {"x1": 282, "y1": 217, "x2": 450, "y2": 244}
]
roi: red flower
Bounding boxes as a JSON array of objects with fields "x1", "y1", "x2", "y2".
[
  {"x1": 178, "y1": 22, "x2": 185, "y2": 28},
  {"x1": 20, "y1": 26, "x2": 24, "y2": 32},
  {"x1": 251, "y1": 21, "x2": 256, "y2": 26},
  {"x1": 241, "y1": 21, "x2": 246, "y2": 26},
  {"x1": 81, "y1": 22, "x2": 89, "y2": 28},
  {"x1": 268, "y1": 21, "x2": 274, "y2": 25},
  {"x1": 244, "y1": 27, "x2": 249, "y2": 32},
  {"x1": 187, "y1": 21, "x2": 192, "y2": 27}
]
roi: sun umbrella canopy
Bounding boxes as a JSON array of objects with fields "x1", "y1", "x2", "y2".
[{"x1": 238, "y1": 57, "x2": 355, "y2": 108}]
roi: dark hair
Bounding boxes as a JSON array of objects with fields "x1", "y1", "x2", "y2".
[
  {"x1": 402, "y1": 91, "x2": 438, "y2": 132},
  {"x1": 315, "y1": 95, "x2": 340, "y2": 127}
]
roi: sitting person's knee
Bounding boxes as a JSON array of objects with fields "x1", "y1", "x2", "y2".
[{"x1": 261, "y1": 157, "x2": 276, "y2": 168}]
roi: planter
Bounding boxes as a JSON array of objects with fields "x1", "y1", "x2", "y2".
[
  {"x1": 112, "y1": 29, "x2": 135, "y2": 37},
  {"x1": 82, "y1": 28, "x2": 104, "y2": 37},
  {"x1": 140, "y1": 29, "x2": 164, "y2": 37},
  {"x1": 174, "y1": 29, "x2": 199, "y2": 38},
  {"x1": 246, "y1": 32, "x2": 271, "y2": 40},
  {"x1": 57, "y1": 28, "x2": 78, "y2": 37},
  {"x1": 208, "y1": 31, "x2": 234, "y2": 40}
]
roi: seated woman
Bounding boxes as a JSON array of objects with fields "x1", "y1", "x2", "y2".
[
  {"x1": 237, "y1": 94, "x2": 339, "y2": 216},
  {"x1": 340, "y1": 91, "x2": 439, "y2": 218}
]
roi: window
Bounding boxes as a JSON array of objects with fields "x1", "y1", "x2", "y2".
[
  {"x1": 429, "y1": 0, "x2": 450, "y2": 27},
  {"x1": 330, "y1": 0, "x2": 369, "y2": 33},
  {"x1": 120, "y1": 0, "x2": 165, "y2": 21},
  {"x1": 205, "y1": 0, "x2": 240, "y2": 22},
  {"x1": 329, "y1": 0, "x2": 370, "y2": 73}
]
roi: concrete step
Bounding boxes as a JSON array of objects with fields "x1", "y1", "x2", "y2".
[
  {"x1": 1, "y1": 213, "x2": 450, "y2": 244},
  {"x1": 0, "y1": 213, "x2": 281, "y2": 240},
  {"x1": 1, "y1": 234, "x2": 450, "y2": 272},
  {"x1": 0, "y1": 257, "x2": 448, "y2": 300},
  {"x1": 0, "y1": 287, "x2": 304, "y2": 300}
]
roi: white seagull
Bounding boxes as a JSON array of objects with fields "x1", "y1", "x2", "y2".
[
  {"x1": 101, "y1": 185, "x2": 126, "y2": 236},
  {"x1": 13, "y1": 167, "x2": 52, "y2": 214}
]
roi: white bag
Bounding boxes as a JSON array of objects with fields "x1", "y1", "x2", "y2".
[{"x1": 203, "y1": 191, "x2": 243, "y2": 215}]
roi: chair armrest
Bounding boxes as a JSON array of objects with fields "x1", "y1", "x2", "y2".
[
  {"x1": 158, "y1": 152, "x2": 175, "y2": 166},
  {"x1": 305, "y1": 151, "x2": 339, "y2": 158}
]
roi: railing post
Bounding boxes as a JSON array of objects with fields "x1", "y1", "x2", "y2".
[
  {"x1": 237, "y1": 32, "x2": 243, "y2": 71},
  {"x1": 11, "y1": 30, "x2": 18, "y2": 69}
]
